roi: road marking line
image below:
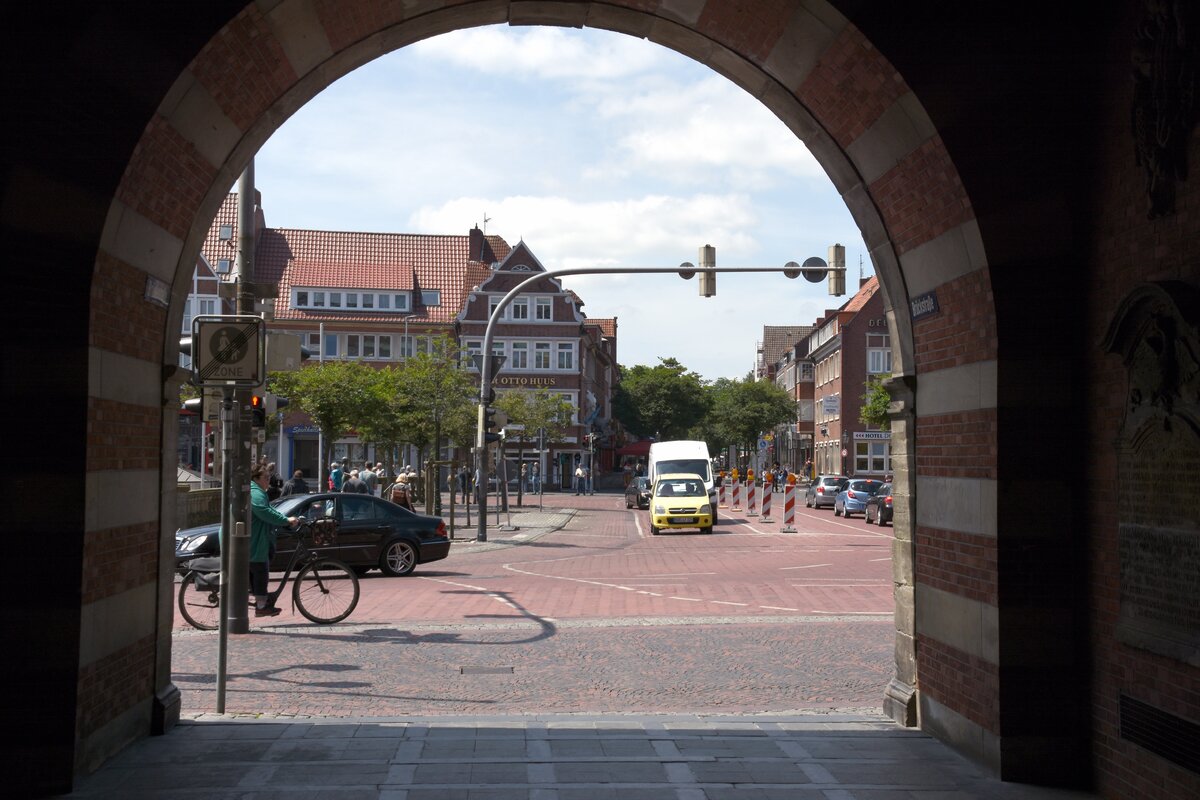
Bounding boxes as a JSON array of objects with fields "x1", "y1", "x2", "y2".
[
  {"x1": 761, "y1": 605, "x2": 801, "y2": 611},
  {"x1": 710, "y1": 600, "x2": 749, "y2": 606},
  {"x1": 669, "y1": 596, "x2": 703, "y2": 602},
  {"x1": 810, "y1": 610, "x2": 889, "y2": 615},
  {"x1": 870, "y1": 557, "x2": 890, "y2": 562},
  {"x1": 779, "y1": 563, "x2": 833, "y2": 570},
  {"x1": 641, "y1": 572, "x2": 717, "y2": 577}
]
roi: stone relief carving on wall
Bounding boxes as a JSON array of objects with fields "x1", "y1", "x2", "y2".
[
  {"x1": 1131, "y1": 0, "x2": 1197, "y2": 218},
  {"x1": 1103, "y1": 282, "x2": 1200, "y2": 665}
]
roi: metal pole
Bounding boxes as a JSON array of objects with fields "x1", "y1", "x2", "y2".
[{"x1": 216, "y1": 390, "x2": 235, "y2": 712}]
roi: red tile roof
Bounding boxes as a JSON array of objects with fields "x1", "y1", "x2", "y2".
[
  {"x1": 587, "y1": 318, "x2": 617, "y2": 337},
  {"x1": 842, "y1": 275, "x2": 879, "y2": 313}
]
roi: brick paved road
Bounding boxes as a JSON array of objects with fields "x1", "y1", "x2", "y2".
[{"x1": 172, "y1": 490, "x2": 895, "y2": 718}]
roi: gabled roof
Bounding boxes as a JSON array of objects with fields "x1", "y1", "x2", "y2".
[
  {"x1": 842, "y1": 275, "x2": 879, "y2": 313},
  {"x1": 759, "y1": 325, "x2": 812, "y2": 368},
  {"x1": 587, "y1": 318, "x2": 617, "y2": 338}
]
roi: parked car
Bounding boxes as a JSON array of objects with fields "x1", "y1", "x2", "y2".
[
  {"x1": 833, "y1": 479, "x2": 885, "y2": 517},
  {"x1": 649, "y1": 473, "x2": 713, "y2": 535},
  {"x1": 625, "y1": 476, "x2": 651, "y2": 509},
  {"x1": 864, "y1": 482, "x2": 893, "y2": 525},
  {"x1": 804, "y1": 475, "x2": 848, "y2": 508},
  {"x1": 175, "y1": 492, "x2": 450, "y2": 577}
]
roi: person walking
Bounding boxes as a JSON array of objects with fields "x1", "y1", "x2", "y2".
[
  {"x1": 279, "y1": 469, "x2": 309, "y2": 497},
  {"x1": 250, "y1": 464, "x2": 297, "y2": 617},
  {"x1": 573, "y1": 462, "x2": 584, "y2": 495},
  {"x1": 374, "y1": 462, "x2": 387, "y2": 495},
  {"x1": 329, "y1": 461, "x2": 344, "y2": 491},
  {"x1": 265, "y1": 462, "x2": 284, "y2": 500},
  {"x1": 390, "y1": 476, "x2": 415, "y2": 511},
  {"x1": 342, "y1": 469, "x2": 369, "y2": 494},
  {"x1": 530, "y1": 463, "x2": 540, "y2": 494}
]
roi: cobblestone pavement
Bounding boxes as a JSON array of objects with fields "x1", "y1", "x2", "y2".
[{"x1": 70, "y1": 492, "x2": 1096, "y2": 798}]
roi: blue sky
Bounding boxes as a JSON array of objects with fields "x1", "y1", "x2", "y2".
[{"x1": 254, "y1": 25, "x2": 869, "y2": 381}]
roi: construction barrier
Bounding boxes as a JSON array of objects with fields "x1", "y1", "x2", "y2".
[
  {"x1": 781, "y1": 482, "x2": 797, "y2": 532},
  {"x1": 746, "y1": 479, "x2": 758, "y2": 516},
  {"x1": 718, "y1": 480, "x2": 727, "y2": 508},
  {"x1": 731, "y1": 479, "x2": 742, "y2": 511},
  {"x1": 760, "y1": 480, "x2": 773, "y2": 522}
]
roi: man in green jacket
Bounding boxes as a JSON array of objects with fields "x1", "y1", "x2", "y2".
[{"x1": 251, "y1": 464, "x2": 297, "y2": 617}]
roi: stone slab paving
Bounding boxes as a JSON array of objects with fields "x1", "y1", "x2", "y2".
[{"x1": 62, "y1": 714, "x2": 1097, "y2": 799}]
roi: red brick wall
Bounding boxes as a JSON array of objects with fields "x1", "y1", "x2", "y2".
[
  {"x1": 90, "y1": 255, "x2": 168, "y2": 362},
  {"x1": 915, "y1": 528, "x2": 997, "y2": 605},
  {"x1": 917, "y1": 634, "x2": 1000, "y2": 733},
  {"x1": 913, "y1": 409, "x2": 997, "y2": 479},
  {"x1": 80, "y1": 523, "x2": 159, "y2": 606},
  {"x1": 911, "y1": 270, "x2": 997, "y2": 372},
  {"x1": 76, "y1": 635, "x2": 156, "y2": 742},
  {"x1": 115, "y1": 118, "x2": 216, "y2": 241}
]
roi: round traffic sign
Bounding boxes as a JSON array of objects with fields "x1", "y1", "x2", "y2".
[{"x1": 841, "y1": 448, "x2": 848, "y2": 457}]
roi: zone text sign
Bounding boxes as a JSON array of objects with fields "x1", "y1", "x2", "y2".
[{"x1": 192, "y1": 315, "x2": 265, "y2": 387}]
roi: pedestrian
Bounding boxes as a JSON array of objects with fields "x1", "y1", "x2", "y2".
[
  {"x1": 360, "y1": 461, "x2": 377, "y2": 495},
  {"x1": 390, "y1": 476, "x2": 415, "y2": 511},
  {"x1": 330, "y1": 461, "x2": 344, "y2": 491},
  {"x1": 520, "y1": 463, "x2": 527, "y2": 493},
  {"x1": 458, "y1": 465, "x2": 469, "y2": 499},
  {"x1": 447, "y1": 469, "x2": 458, "y2": 505},
  {"x1": 265, "y1": 462, "x2": 284, "y2": 500},
  {"x1": 623, "y1": 460, "x2": 634, "y2": 488},
  {"x1": 249, "y1": 464, "x2": 297, "y2": 617},
  {"x1": 531, "y1": 463, "x2": 540, "y2": 494},
  {"x1": 279, "y1": 469, "x2": 309, "y2": 497},
  {"x1": 374, "y1": 462, "x2": 387, "y2": 495},
  {"x1": 342, "y1": 469, "x2": 369, "y2": 493},
  {"x1": 574, "y1": 462, "x2": 584, "y2": 495}
]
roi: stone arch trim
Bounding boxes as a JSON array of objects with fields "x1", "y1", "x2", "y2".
[{"x1": 86, "y1": 0, "x2": 1000, "y2": 774}]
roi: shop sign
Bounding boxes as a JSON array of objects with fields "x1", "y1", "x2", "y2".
[
  {"x1": 495, "y1": 375, "x2": 559, "y2": 387},
  {"x1": 854, "y1": 431, "x2": 891, "y2": 440},
  {"x1": 287, "y1": 425, "x2": 320, "y2": 434}
]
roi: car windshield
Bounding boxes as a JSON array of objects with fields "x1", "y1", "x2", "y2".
[
  {"x1": 656, "y1": 479, "x2": 705, "y2": 497},
  {"x1": 849, "y1": 480, "x2": 882, "y2": 492}
]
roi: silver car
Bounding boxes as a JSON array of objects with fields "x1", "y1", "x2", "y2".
[{"x1": 804, "y1": 475, "x2": 848, "y2": 509}]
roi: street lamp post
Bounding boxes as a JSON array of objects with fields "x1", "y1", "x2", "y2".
[{"x1": 474, "y1": 258, "x2": 836, "y2": 542}]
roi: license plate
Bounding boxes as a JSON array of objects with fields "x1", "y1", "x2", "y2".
[{"x1": 670, "y1": 517, "x2": 696, "y2": 524}]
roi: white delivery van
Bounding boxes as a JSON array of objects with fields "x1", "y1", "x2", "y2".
[{"x1": 647, "y1": 440, "x2": 718, "y2": 521}]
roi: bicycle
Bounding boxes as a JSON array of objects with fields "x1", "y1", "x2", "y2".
[{"x1": 177, "y1": 518, "x2": 360, "y2": 630}]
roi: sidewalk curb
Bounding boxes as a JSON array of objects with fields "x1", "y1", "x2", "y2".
[{"x1": 446, "y1": 508, "x2": 577, "y2": 552}]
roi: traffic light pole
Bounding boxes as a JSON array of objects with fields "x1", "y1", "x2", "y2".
[{"x1": 473, "y1": 256, "x2": 832, "y2": 541}]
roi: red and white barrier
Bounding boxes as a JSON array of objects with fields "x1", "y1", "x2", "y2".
[
  {"x1": 746, "y1": 479, "x2": 758, "y2": 516},
  {"x1": 781, "y1": 483, "x2": 797, "y2": 532},
  {"x1": 718, "y1": 480, "x2": 727, "y2": 507},
  {"x1": 731, "y1": 479, "x2": 742, "y2": 511},
  {"x1": 761, "y1": 481, "x2": 773, "y2": 522}
]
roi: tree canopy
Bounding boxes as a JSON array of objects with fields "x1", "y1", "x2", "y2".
[{"x1": 611, "y1": 357, "x2": 710, "y2": 440}]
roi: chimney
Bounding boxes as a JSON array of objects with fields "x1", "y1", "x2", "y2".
[
  {"x1": 861, "y1": 277, "x2": 870, "y2": 288},
  {"x1": 469, "y1": 226, "x2": 485, "y2": 262}
]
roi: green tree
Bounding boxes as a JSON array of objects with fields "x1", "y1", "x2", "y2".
[
  {"x1": 269, "y1": 360, "x2": 378, "y2": 472},
  {"x1": 611, "y1": 357, "x2": 710, "y2": 440},
  {"x1": 495, "y1": 388, "x2": 575, "y2": 504},
  {"x1": 707, "y1": 376, "x2": 795, "y2": 471},
  {"x1": 859, "y1": 374, "x2": 892, "y2": 430}
]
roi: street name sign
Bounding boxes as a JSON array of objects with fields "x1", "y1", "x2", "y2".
[{"x1": 191, "y1": 315, "x2": 264, "y2": 387}]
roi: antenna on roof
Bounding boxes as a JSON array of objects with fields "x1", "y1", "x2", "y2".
[
  {"x1": 859, "y1": 254, "x2": 865, "y2": 281},
  {"x1": 482, "y1": 212, "x2": 491, "y2": 235}
]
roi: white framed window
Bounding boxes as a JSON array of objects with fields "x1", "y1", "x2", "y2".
[
  {"x1": 491, "y1": 341, "x2": 505, "y2": 357},
  {"x1": 400, "y1": 335, "x2": 414, "y2": 359},
  {"x1": 556, "y1": 342, "x2": 575, "y2": 370},
  {"x1": 536, "y1": 297, "x2": 552, "y2": 321},
  {"x1": 511, "y1": 341, "x2": 529, "y2": 369},
  {"x1": 464, "y1": 340, "x2": 482, "y2": 362},
  {"x1": 557, "y1": 392, "x2": 578, "y2": 423},
  {"x1": 215, "y1": 259, "x2": 231, "y2": 274},
  {"x1": 800, "y1": 362, "x2": 814, "y2": 382},
  {"x1": 218, "y1": 224, "x2": 233, "y2": 241},
  {"x1": 324, "y1": 333, "x2": 338, "y2": 357},
  {"x1": 489, "y1": 298, "x2": 501, "y2": 320},
  {"x1": 378, "y1": 335, "x2": 391, "y2": 359},
  {"x1": 361, "y1": 336, "x2": 375, "y2": 359},
  {"x1": 346, "y1": 336, "x2": 360, "y2": 358},
  {"x1": 291, "y1": 288, "x2": 411, "y2": 313},
  {"x1": 855, "y1": 441, "x2": 891, "y2": 473},
  {"x1": 420, "y1": 290, "x2": 440, "y2": 306},
  {"x1": 868, "y1": 348, "x2": 892, "y2": 374},
  {"x1": 534, "y1": 342, "x2": 551, "y2": 369},
  {"x1": 511, "y1": 298, "x2": 529, "y2": 320}
]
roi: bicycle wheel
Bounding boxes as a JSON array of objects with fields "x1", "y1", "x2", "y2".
[
  {"x1": 178, "y1": 571, "x2": 220, "y2": 630},
  {"x1": 292, "y1": 559, "x2": 359, "y2": 624}
]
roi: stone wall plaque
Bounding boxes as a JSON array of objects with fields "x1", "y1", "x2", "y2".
[{"x1": 1103, "y1": 282, "x2": 1200, "y2": 665}]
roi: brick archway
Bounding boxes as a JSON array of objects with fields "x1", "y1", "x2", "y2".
[{"x1": 90, "y1": 0, "x2": 999, "y2": 783}]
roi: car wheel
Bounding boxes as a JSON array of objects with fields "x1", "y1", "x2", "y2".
[
  {"x1": 626, "y1": 498, "x2": 633, "y2": 509},
  {"x1": 379, "y1": 540, "x2": 418, "y2": 576},
  {"x1": 865, "y1": 507, "x2": 874, "y2": 524},
  {"x1": 650, "y1": 525, "x2": 660, "y2": 535},
  {"x1": 805, "y1": 496, "x2": 812, "y2": 508},
  {"x1": 701, "y1": 526, "x2": 713, "y2": 534}
]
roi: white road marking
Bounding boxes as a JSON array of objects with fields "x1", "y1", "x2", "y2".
[
  {"x1": 710, "y1": 600, "x2": 750, "y2": 607},
  {"x1": 870, "y1": 557, "x2": 890, "y2": 562},
  {"x1": 779, "y1": 563, "x2": 833, "y2": 570},
  {"x1": 761, "y1": 605, "x2": 801, "y2": 611},
  {"x1": 641, "y1": 572, "x2": 717, "y2": 577}
]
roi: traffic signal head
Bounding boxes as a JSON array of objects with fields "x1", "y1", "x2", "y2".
[
  {"x1": 483, "y1": 406, "x2": 501, "y2": 443},
  {"x1": 250, "y1": 395, "x2": 266, "y2": 427}
]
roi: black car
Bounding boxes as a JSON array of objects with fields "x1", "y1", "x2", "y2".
[
  {"x1": 175, "y1": 493, "x2": 450, "y2": 576},
  {"x1": 864, "y1": 483, "x2": 893, "y2": 526},
  {"x1": 625, "y1": 476, "x2": 651, "y2": 509}
]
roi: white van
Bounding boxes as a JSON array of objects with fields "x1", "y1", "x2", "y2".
[{"x1": 647, "y1": 440, "x2": 717, "y2": 521}]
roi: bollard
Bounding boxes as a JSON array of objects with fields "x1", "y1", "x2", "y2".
[
  {"x1": 731, "y1": 479, "x2": 742, "y2": 511},
  {"x1": 781, "y1": 479, "x2": 797, "y2": 532},
  {"x1": 761, "y1": 480, "x2": 773, "y2": 522},
  {"x1": 746, "y1": 478, "x2": 758, "y2": 517}
]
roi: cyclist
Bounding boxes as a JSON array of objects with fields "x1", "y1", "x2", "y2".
[{"x1": 250, "y1": 464, "x2": 297, "y2": 617}]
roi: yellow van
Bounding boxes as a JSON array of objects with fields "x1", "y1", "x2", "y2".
[{"x1": 649, "y1": 473, "x2": 714, "y2": 535}]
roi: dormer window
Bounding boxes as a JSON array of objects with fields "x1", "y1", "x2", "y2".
[
  {"x1": 292, "y1": 288, "x2": 410, "y2": 312},
  {"x1": 421, "y1": 290, "x2": 441, "y2": 306}
]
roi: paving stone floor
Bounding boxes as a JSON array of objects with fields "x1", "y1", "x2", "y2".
[{"x1": 63, "y1": 713, "x2": 1098, "y2": 799}]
